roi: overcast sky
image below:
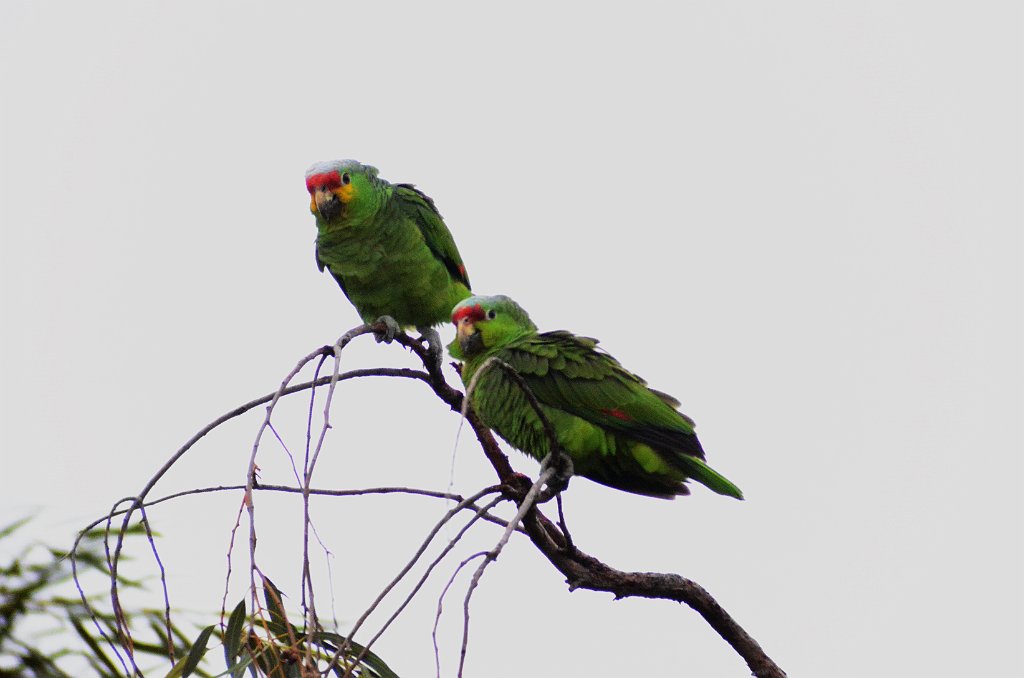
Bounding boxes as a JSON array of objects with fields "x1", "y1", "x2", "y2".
[{"x1": 1, "y1": 3, "x2": 1021, "y2": 677}]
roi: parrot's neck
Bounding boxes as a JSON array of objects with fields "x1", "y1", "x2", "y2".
[
  {"x1": 317, "y1": 184, "x2": 395, "y2": 240},
  {"x1": 317, "y1": 194, "x2": 396, "y2": 245},
  {"x1": 461, "y1": 330, "x2": 533, "y2": 380}
]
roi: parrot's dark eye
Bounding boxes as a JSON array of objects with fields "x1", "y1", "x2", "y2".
[
  {"x1": 487, "y1": 310, "x2": 497, "y2": 320},
  {"x1": 341, "y1": 173, "x2": 351, "y2": 185}
]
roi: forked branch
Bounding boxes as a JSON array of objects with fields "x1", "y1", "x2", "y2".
[
  {"x1": 391, "y1": 330, "x2": 787, "y2": 678},
  {"x1": 72, "y1": 323, "x2": 784, "y2": 678}
]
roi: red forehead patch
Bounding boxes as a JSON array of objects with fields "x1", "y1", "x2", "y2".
[
  {"x1": 305, "y1": 171, "x2": 342, "y2": 193},
  {"x1": 452, "y1": 303, "x2": 485, "y2": 324}
]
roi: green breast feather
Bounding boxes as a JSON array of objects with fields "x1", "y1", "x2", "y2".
[{"x1": 308, "y1": 160, "x2": 470, "y2": 329}]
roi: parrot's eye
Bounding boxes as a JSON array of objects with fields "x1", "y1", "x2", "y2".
[
  {"x1": 487, "y1": 310, "x2": 497, "y2": 320},
  {"x1": 341, "y1": 173, "x2": 351, "y2": 185}
]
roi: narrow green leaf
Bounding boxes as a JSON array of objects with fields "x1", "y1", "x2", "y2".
[
  {"x1": 354, "y1": 644, "x2": 401, "y2": 678},
  {"x1": 147, "y1": 617, "x2": 172, "y2": 654},
  {"x1": 68, "y1": 615, "x2": 122, "y2": 676},
  {"x1": 244, "y1": 632, "x2": 276, "y2": 675},
  {"x1": 224, "y1": 651, "x2": 258, "y2": 678},
  {"x1": 224, "y1": 599, "x2": 247, "y2": 677},
  {"x1": 261, "y1": 576, "x2": 288, "y2": 630},
  {"x1": 165, "y1": 655, "x2": 190, "y2": 678},
  {"x1": 0, "y1": 515, "x2": 33, "y2": 540},
  {"x1": 166, "y1": 624, "x2": 215, "y2": 678},
  {"x1": 310, "y1": 631, "x2": 400, "y2": 678}
]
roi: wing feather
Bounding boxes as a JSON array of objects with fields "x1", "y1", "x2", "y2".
[
  {"x1": 499, "y1": 332, "x2": 705, "y2": 458},
  {"x1": 394, "y1": 184, "x2": 470, "y2": 290}
]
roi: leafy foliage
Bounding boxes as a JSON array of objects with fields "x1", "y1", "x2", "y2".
[
  {"x1": 0, "y1": 519, "x2": 398, "y2": 677},
  {"x1": 0, "y1": 518, "x2": 201, "y2": 677},
  {"x1": 213, "y1": 579, "x2": 399, "y2": 678}
]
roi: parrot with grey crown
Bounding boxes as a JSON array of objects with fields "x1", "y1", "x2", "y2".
[
  {"x1": 449, "y1": 294, "x2": 743, "y2": 499},
  {"x1": 305, "y1": 159, "x2": 471, "y2": 359}
]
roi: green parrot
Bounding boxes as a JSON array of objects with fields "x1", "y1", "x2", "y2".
[
  {"x1": 449, "y1": 295, "x2": 743, "y2": 500},
  {"x1": 305, "y1": 160, "x2": 471, "y2": 356}
]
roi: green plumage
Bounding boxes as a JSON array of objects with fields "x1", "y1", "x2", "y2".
[
  {"x1": 306, "y1": 160, "x2": 471, "y2": 329},
  {"x1": 450, "y1": 295, "x2": 743, "y2": 500}
]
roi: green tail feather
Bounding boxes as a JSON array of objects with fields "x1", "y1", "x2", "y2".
[{"x1": 678, "y1": 456, "x2": 744, "y2": 499}]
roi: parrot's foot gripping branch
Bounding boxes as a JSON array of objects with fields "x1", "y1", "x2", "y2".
[
  {"x1": 371, "y1": 315, "x2": 401, "y2": 344},
  {"x1": 540, "y1": 451, "x2": 574, "y2": 500},
  {"x1": 416, "y1": 326, "x2": 444, "y2": 372}
]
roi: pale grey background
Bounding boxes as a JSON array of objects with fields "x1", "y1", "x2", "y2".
[{"x1": 1, "y1": 2, "x2": 1021, "y2": 676}]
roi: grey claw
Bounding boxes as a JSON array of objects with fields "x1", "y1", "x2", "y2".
[
  {"x1": 417, "y1": 326, "x2": 444, "y2": 370},
  {"x1": 550, "y1": 453, "x2": 574, "y2": 493},
  {"x1": 539, "y1": 452, "x2": 574, "y2": 501},
  {"x1": 374, "y1": 315, "x2": 401, "y2": 344}
]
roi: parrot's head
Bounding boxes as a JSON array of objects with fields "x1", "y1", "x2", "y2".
[
  {"x1": 448, "y1": 295, "x2": 537, "y2": 360},
  {"x1": 305, "y1": 159, "x2": 382, "y2": 225}
]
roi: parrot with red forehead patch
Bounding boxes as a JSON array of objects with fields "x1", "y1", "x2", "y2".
[
  {"x1": 305, "y1": 160, "x2": 471, "y2": 358},
  {"x1": 449, "y1": 295, "x2": 743, "y2": 499}
]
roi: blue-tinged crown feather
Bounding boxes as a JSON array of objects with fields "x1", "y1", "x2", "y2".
[{"x1": 304, "y1": 159, "x2": 380, "y2": 179}]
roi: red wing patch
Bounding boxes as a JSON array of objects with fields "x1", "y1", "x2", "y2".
[
  {"x1": 306, "y1": 171, "x2": 342, "y2": 193},
  {"x1": 601, "y1": 408, "x2": 633, "y2": 421}
]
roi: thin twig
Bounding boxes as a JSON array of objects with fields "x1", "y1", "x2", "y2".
[
  {"x1": 220, "y1": 491, "x2": 248, "y2": 630},
  {"x1": 457, "y1": 467, "x2": 556, "y2": 677},
  {"x1": 297, "y1": 335, "x2": 348, "y2": 662},
  {"x1": 79, "y1": 340, "x2": 422, "y2": 669},
  {"x1": 90, "y1": 362, "x2": 427, "y2": 650},
  {"x1": 387, "y1": 334, "x2": 517, "y2": 480},
  {"x1": 302, "y1": 352, "x2": 331, "y2": 628},
  {"x1": 244, "y1": 341, "x2": 348, "y2": 629},
  {"x1": 76, "y1": 484, "x2": 518, "y2": 534},
  {"x1": 348, "y1": 495, "x2": 507, "y2": 675},
  {"x1": 461, "y1": 358, "x2": 561, "y2": 468},
  {"x1": 418, "y1": 337, "x2": 784, "y2": 675},
  {"x1": 102, "y1": 497, "x2": 144, "y2": 677},
  {"x1": 333, "y1": 486, "x2": 502, "y2": 676},
  {"x1": 69, "y1": 526, "x2": 131, "y2": 677},
  {"x1": 74, "y1": 321, "x2": 785, "y2": 678},
  {"x1": 432, "y1": 552, "x2": 488, "y2": 678},
  {"x1": 555, "y1": 494, "x2": 574, "y2": 552},
  {"x1": 519, "y1": 508, "x2": 786, "y2": 677},
  {"x1": 134, "y1": 505, "x2": 174, "y2": 664}
]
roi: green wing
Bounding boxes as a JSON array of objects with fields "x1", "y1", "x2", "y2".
[
  {"x1": 394, "y1": 184, "x2": 470, "y2": 290},
  {"x1": 498, "y1": 331, "x2": 705, "y2": 459},
  {"x1": 315, "y1": 242, "x2": 351, "y2": 300}
]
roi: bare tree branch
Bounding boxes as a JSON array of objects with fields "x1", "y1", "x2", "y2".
[
  {"x1": 458, "y1": 466, "x2": 556, "y2": 678},
  {"x1": 519, "y1": 508, "x2": 785, "y2": 678},
  {"x1": 432, "y1": 552, "x2": 487, "y2": 678},
  {"x1": 333, "y1": 486, "x2": 502, "y2": 676},
  {"x1": 393, "y1": 330, "x2": 788, "y2": 678},
  {"x1": 71, "y1": 322, "x2": 785, "y2": 677},
  {"x1": 346, "y1": 495, "x2": 506, "y2": 678}
]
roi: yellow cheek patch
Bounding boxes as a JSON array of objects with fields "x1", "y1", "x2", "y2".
[{"x1": 333, "y1": 183, "x2": 355, "y2": 204}]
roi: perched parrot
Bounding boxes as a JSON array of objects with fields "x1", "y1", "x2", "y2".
[
  {"x1": 449, "y1": 295, "x2": 743, "y2": 499},
  {"x1": 305, "y1": 159, "x2": 471, "y2": 357}
]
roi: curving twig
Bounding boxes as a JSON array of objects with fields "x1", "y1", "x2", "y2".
[
  {"x1": 457, "y1": 466, "x2": 555, "y2": 677},
  {"x1": 432, "y1": 552, "x2": 487, "y2": 678},
  {"x1": 72, "y1": 323, "x2": 785, "y2": 678},
  {"x1": 332, "y1": 486, "x2": 502, "y2": 676},
  {"x1": 401, "y1": 330, "x2": 788, "y2": 677},
  {"x1": 346, "y1": 494, "x2": 506, "y2": 677}
]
